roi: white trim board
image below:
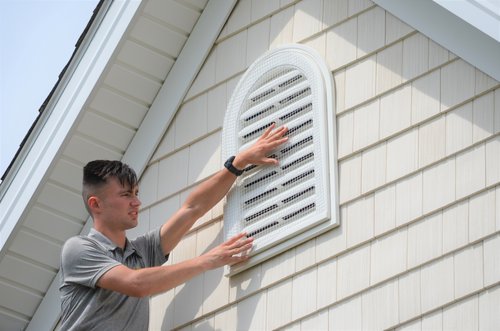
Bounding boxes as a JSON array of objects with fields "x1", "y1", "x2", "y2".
[{"x1": 373, "y1": 0, "x2": 500, "y2": 82}]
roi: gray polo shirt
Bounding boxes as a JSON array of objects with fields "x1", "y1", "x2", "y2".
[{"x1": 59, "y1": 228, "x2": 168, "y2": 331}]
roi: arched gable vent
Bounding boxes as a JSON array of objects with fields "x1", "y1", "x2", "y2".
[{"x1": 222, "y1": 45, "x2": 339, "y2": 275}]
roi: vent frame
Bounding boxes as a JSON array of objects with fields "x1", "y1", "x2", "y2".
[{"x1": 221, "y1": 44, "x2": 339, "y2": 276}]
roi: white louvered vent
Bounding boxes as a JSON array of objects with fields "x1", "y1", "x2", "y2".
[{"x1": 222, "y1": 45, "x2": 338, "y2": 275}]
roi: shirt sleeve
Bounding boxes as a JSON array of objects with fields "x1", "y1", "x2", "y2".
[
  {"x1": 60, "y1": 236, "x2": 121, "y2": 289},
  {"x1": 130, "y1": 228, "x2": 169, "y2": 267}
]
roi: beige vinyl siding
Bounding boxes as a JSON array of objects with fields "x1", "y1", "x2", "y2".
[{"x1": 139, "y1": 0, "x2": 500, "y2": 329}]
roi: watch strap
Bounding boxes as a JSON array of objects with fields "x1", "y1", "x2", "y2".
[{"x1": 224, "y1": 156, "x2": 244, "y2": 176}]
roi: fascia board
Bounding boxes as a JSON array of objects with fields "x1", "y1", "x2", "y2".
[
  {"x1": 373, "y1": 0, "x2": 500, "y2": 82},
  {"x1": 26, "y1": 1, "x2": 237, "y2": 330}
]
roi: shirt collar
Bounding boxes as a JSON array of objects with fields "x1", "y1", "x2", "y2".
[{"x1": 88, "y1": 228, "x2": 141, "y2": 258}]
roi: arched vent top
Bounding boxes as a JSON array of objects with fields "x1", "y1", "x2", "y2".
[{"x1": 222, "y1": 45, "x2": 338, "y2": 274}]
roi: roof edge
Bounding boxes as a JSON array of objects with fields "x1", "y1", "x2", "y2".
[{"x1": 373, "y1": 0, "x2": 500, "y2": 82}]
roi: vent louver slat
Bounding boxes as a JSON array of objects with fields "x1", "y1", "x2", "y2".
[{"x1": 222, "y1": 45, "x2": 338, "y2": 274}]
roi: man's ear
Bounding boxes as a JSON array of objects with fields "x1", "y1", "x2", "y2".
[{"x1": 87, "y1": 196, "x2": 100, "y2": 213}]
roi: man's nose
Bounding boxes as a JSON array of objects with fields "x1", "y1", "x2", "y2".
[{"x1": 132, "y1": 196, "x2": 141, "y2": 206}]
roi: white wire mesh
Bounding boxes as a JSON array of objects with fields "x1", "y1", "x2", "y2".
[{"x1": 222, "y1": 45, "x2": 333, "y2": 254}]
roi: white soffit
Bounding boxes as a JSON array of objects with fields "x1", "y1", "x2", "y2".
[{"x1": 373, "y1": 0, "x2": 500, "y2": 82}]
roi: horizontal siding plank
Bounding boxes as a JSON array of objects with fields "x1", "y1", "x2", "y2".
[
  {"x1": 371, "y1": 228, "x2": 406, "y2": 285},
  {"x1": 337, "y1": 243, "x2": 370, "y2": 300},
  {"x1": 326, "y1": 15, "x2": 356, "y2": 71},
  {"x1": 479, "y1": 284, "x2": 500, "y2": 329},
  {"x1": 469, "y1": 189, "x2": 496, "y2": 243},
  {"x1": 454, "y1": 243, "x2": 483, "y2": 298},
  {"x1": 175, "y1": 93, "x2": 207, "y2": 146},
  {"x1": 361, "y1": 280, "x2": 399, "y2": 330},
  {"x1": 266, "y1": 279, "x2": 292, "y2": 330},
  {"x1": 398, "y1": 270, "x2": 421, "y2": 322},
  {"x1": 187, "y1": 132, "x2": 221, "y2": 185},
  {"x1": 329, "y1": 296, "x2": 362, "y2": 331},
  {"x1": 442, "y1": 201, "x2": 469, "y2": 254},
  {"x1": 374, "y1": 184, "x2": 396, "y2": 235},
  {"x1": 157, "y1": 148, "x2": 189, "y2": 200},
  {"x1": 441, "y1": 59, "x2": 476, "y2": 111},
  {"x1": 292, "y1": 267, "x2": 317, "y2": 319},
  {"x1": 443, "y1": 296, "x2": 479, "y2": 330},
  {"x1": 407, "y1": 212, "x2": 443, "y2": 269},
  {"x1": 420, "y1": 255, "x2": 454, "y2": 312},
  {"x1": 301, "y1": 310, "x2": 328, "y2": 330},
  {"x1": 236, "y1": 291, "x2": 267, "y2": 330},
  {"x1": 357, "y1": 6, "x2": 385, "y2": 58},
  {"x1": 292, "y1": 0, "x2": 323, "y2": 42},
  {"x1": 173, "y1": 274, "x2": 203, "y2": 327}
]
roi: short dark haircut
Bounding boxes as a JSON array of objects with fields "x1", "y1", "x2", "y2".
[{"x1": 82, "y1": 160, "x2": 138, "y2": 215}]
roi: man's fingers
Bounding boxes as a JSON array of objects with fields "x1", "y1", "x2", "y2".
[
  {"x1": 260, "y1": 157, "x2": 279, "y2": 165},
  {"x1": 229, "y1": 241, "x2": 253, "y2": 254},
  {"x1": 227, "y1": 237, "x2": 253, "y2": 251},
  {"x1": 224, "y1": 232, "x2": 248, "y2": 246},
  {"x1": 260, "y1": 123, "x2": 276, "y2": 140},
  {"x1": 260, "y1": 124, "x2": 286, "y2": 142}
]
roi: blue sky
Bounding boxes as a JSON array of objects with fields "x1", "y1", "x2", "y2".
[{"x1": 0, "y1": 0, "x2": 98, "y2": 179}]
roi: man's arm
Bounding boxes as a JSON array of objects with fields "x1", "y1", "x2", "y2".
[
  {"x1": 159, "y1": 124, "x2": 288, "y2": 255},
  {"x1": 97, "y1": 233, "x2": 252, "y2": 297}
]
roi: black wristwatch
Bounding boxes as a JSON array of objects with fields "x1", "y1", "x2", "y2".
[{"x1": 224, "y1": 156, "x2": 244, "y2": 176}]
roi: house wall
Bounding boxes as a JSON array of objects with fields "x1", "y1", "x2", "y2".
[{"x1": 135, "y1": 0, "x2": 500, "y2": 329}]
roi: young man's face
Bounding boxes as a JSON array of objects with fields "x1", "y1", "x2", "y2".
[{"x1": 97, "y1": 177, "x2": 141, "y2": 230}]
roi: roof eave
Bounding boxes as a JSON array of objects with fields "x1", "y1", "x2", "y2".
[{"x1": 373, "y1": 0, "x2": 500, "y2": 82}]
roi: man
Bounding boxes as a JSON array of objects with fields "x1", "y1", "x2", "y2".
[{"x1": 59, "y1": 124, "x2": 288, "y2": 330}]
